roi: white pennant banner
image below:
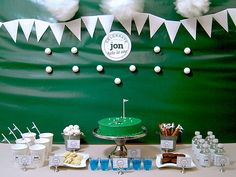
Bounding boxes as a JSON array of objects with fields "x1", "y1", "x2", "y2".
[
  {"x1": 198, "y1": 15, "x2": 213, "y2": 37},
  {"x1": 116, "y1": 16, "x2": 132, "y2": 35},
  {"x1": 228, "y1": 8, "x2": 236, "y2": 26},
  {"x1": 149, "y1": 14, "x2": 165, "y2": 38},
  {"x1": 82, "y1": 16, "x2": 98, "y2": 38},
  {"x1": 19, "y1": 19, "x2": 34, "y2": 41},
  {"x1": 35, "y1": 20, "x2": 49, "y2": 42},
  {"x1": 66, "y1": 18, "x2": 81, "y2": 40},
  {"x1": 3, "y1": 20, "x2": 19, "y2": 43},
  {"x1": 133, "y1": 13, "x2": 149, "y2": 35},
  {"x1": 98, "y1": 15, "x2": 114, "y2": 34},
  {"x1": 213, "y1": 10, "x2": 228, "y2": 32},
  {"x1": 180, "y1": 18, "x2": 197, "y2": 40},
  {"x1": 50, "y1": 23, "x2": 65, "y2": 45},
  {"x1": 0, "y1": 22, "x2": 2, "y2": 28},
  {"x1": 165, "y1": 20, "x2": 181, "y2": 43}
]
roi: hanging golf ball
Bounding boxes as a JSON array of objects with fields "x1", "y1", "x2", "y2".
[
  {"x1": 71, "y1": 47, "x2": 78, "y2": 54},
  {"x1": 96, "y1": 65, "x2": 104, "y2": 72},
  {"x1": 45, "y1": 48, "x2": 52, "y2": 55},
  {"x1": 154, "y1": 66, "x2": 161, "y2": 73},
  {"x1": 184, "y1": 47, "x2": 191, "y2": 55},
  {"x1": 129, "y1": 65, "x2": 136, "y2": 72},
  {"x1": 72, "y1": 65, "x2": 79, "y2": 73},
  {"x1": 154, "y1": 46, "x2": 161, "y2": 53},
  {"x1": 114, "y1": 78, "x2": 122, "y2": 85},
  {"x1": 184, "y1": 67, "x2": 191, "y2": 75},
  {"x1": 45, "y1": 66, "x2": 53, "y2": 74}
]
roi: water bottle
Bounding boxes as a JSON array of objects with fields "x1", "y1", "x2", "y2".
[
  {"x1": 195, "y1": 139, "x2": 205, "y2": 161},
  {"x1": 207, "y1": 135, "x2": 215, "y2": 145},
  {"x1": 192, "y1": 135, "x2": 202, "y2": 155},
  {"x1": 205, "y1": 131, "x2": 213, "y2": 142},
  {"x1": 209, "y1": 139, "x2": 218, "y2": 162},
  {"x1": 192, "y1": 131, "x2": 201, "y2": 147},
  {"x1": 213, "y1": 144, "x2": 225, "y2": 166},
  {"x1": 199, "y1": 143, "x2": 211, "y2": 167}
]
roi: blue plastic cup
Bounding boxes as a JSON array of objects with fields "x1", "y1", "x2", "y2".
[
  {"x1": 89, "y1": 158, "x2": 99, "y2": 171},
  {"x1": 132, "y1": 158, "x2": 141, "y2": 170},
  {"x1": 100, "y1": 158, "x2": 109, "y2": 171},
  {"x1": 143, "y1": 158, "x2": 152, "y2": 170}
]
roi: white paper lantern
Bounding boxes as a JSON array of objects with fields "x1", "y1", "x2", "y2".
[
  {"x1": 154, "y1": 66, "x2": 162, "y2": 73},
  {"x1": 184, "y1": 67, "x2": 191, "y2": 75},
  {"x1": 72, "y1": 65, "x2": 80, "y2": 73},
  {"x1": 114, "y1": 78, "x2": 122, "y2": 85},
  {"x1": 184, "y1": 47, "x2": 191, "y2": 55},
  {"x1": 96, "y1": 65, "x2": 104, "y2": 72},
  {"x1": 71, "y1": 47, "x2": 78, "y2": 54},
  {"x1": 45, "y1": 48, "x2": 52, "y2": 55},
  {"x1": 45, "y1": 66, "x2": 53, "y2": 74},
  {"x1": 129, "y1": 65, "x2": 136, "y2": 72},
  {"x1": 154, "y1": 46, "x2": 161, "y2": 53}
]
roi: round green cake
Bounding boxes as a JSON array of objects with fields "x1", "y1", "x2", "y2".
[{"x1": 97, "y1": 117, "x2": 143, "y2": 136}]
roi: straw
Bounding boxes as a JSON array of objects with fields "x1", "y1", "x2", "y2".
[
  {"x1": 1, "y1": 133, "x2": 11, "y2": 144},
  {"x1": 13, "y1": 123, "x2": 24, "y2": 138},
  {"x1": 8, "y1": 127, "x2": 17, "y2": 140},
  {"x1": 26, "y1": 127, "x2": 31, "y2": 133},
  {"x1": 31, "y1": 122, "x2": 41, "y2": 134}
]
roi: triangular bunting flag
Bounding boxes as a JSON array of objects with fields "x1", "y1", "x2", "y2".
[
  {"x1": 213, "y1": 10, "x2": 228, "y2": 32},
  {"x1": 149, "y1": 14, "x2": 165, "y2": 38},
  {"x1": 116, "y1": 16, "x2": 132, "y2": 35},
  {"x1": 3, "y1": 20, "x2": 19, "y2": 42},
  {"x1": 180, "y1": 18, "x2": 197, "y2": 40},
  {"x1": 98, "y1": 15, "x2": 114, "y2": 34},
  {"x1": 66, "y1": 18, "x2": 81, "y2": 40},
  {"x1": 19, "y1": 19, "x2": 34, "y2": 41},
  {"x1": 50, "y1": 23, "x2": 65, "y2": 45},
  {"x1": 35, "y1": 20, "x2": 49, "y2": 42},
  {"x1": 81, "y1": 16, "x2": 98, "y2": 38},
  {"x1": 0, "y1": 22, "x2": 2, "y2": 28},
  {"x1": 198, "y1": 15, "x2": 213, "y2": 37},
  {"x1": 165, "y1": 20, "x2": 181, "y2": 43},
  {"x1": 227, "y1": 8, "x2": 236, "y2": 26},
  {"x1": 133, "y1": 13, "x2": 149, "y2": 35}
]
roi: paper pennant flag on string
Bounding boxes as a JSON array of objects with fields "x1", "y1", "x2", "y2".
[
  {"x1": 98, "y1": 15, "x2": 114, "y2": 34},
  {"x1": 198, "y1": 15, "x2": 213, "y2": 38},
  {"x1": 165, "y1": 20, "x2": 181, "y2": 43},
  {"x1": 81, "y1": 16, "x2": 98, "y2": 38},
  {"x1": 35, "y1": 20, "x2": 49, "y2": 42},
  {"x1": 213, "y1": 10, "x2": 228, "y2": 32},
  {"x1": 3, "y1": 20, "x2": 19, "y2": 43},
  {"x1": 50, "y1": 23, "x2": 65, "y2": 45},
  {"x1": 133, "y1": 13, "x2": 149, "y2": 35},
  {"x1": 149, "y1": 14, "x2": 165, "y2": 38},
  {"x1": 227, "y1": 8, "x2": 236, "y2": 26},
  {"x1": 66, "y1": 18, "x2": 81, "y2": 40},
  {"x1": 116, "y1": 16, "x2": 132, "y2": 35},
  {"x1": 0, "y1": 22, "x2": 2, "y2": 28},
  {"x1": 180, "y1": 18, "x2": 197, "y2": 40},
  {"x1": 19, "y1": 19, "x2": 34, "y2": 41}
]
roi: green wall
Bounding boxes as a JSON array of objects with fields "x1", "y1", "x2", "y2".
[{"x1": 0, "y1": 0, "x2": 236, "y2": 144}]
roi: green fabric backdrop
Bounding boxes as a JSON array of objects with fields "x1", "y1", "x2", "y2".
[{"x1": 0, "y1": 0, "x2": 236, "y2": 144}]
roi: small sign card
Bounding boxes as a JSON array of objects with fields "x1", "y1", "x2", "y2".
[
  {"x1": 113, "y1": 158, "x2": 128, "y2": 169},
  {"x1": 67, "y1": 140, "x2": 80, "y2": 149},
  {"x1": 17, "y1": 155, "x2": 33, "y2": 166},
  {"x1": 177, "y1": 157, "x2": 192, "y2": 168},
  {"x1": 161, "y1": 140, "x2": 174, "y2": 150},
  {"x1": 214, "y1": 155, "x2": 230, "y2": 167},
  {"x1": 127, "y1": 149, "x2": 141, "y2": 158},
  {"x1": 49, "y1": 156, "x2": 64, "y2": 167}
]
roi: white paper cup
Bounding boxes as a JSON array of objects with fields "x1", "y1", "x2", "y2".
[
  {"x1": 35, "y1": 138, "x2": 50, "y2": 159},
  {"x1": 15, "y1": 138, "x2": 31, "y2": 146},
  {"x1": 22, "y1": 132, "x2": 36, "y2": 144},
  {"x1": 29, "y1": 144, "x2": 46, "y2": 167},
  {"x1": 39, "y1": 133, "x2": 53, "y2": 153},
  {"x1": 11, "y1": 144, "x2": 29, "y2": 163}
]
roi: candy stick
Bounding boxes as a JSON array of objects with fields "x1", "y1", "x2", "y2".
[
  {"x1": 172, "y1": 124, "x2": 183, "y2": 136},
  {"x1": 31, "y1": 122, "x2": 41, "y2": 134},
  {"x1": 1, "y1": 133, "x2": 11, "y2": 144},
  {"x1": 13, "y1": 123, "x2": 24, "y2": 138},
  {"x1": 171, "y1": 123, "x2": 175, "y2": 135},
  {"x1": 8, "y1": 127, "x2": 17, "y2": 140}
]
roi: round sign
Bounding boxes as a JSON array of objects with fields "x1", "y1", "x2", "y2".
[{"x1": 101, "y1": 31, "x2": 132, "y2": 61}]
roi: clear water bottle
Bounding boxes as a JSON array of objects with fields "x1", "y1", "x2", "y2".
[
  {"x1": 205, "y1": 131, "x2": 213, "y2": 142},
  {"x1": 207, "y1": 135, "x2": 215, "y2": 145},
  {"x1": 199, "y1": 143, "x2": 211, "y2": 167},
  {"x1": 192, "y1": 135, "x2": 202, "y2": 155},
  {"x1": 192, "y1": 131, "x2": 201, "y2": 146},
  {"x1": 196, "y1": 139, "x2": 205, "y2": 161},
  {"x1": 213, "y1": 144, "x2": 225, "y2": 166},
  {"x1": 209, "y1": 139, "x2": 218, "y2": 162}
]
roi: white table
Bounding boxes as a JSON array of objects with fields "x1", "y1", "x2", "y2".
[{"x1": 1, "y1": 143, "x2": 235, "y2": 177}]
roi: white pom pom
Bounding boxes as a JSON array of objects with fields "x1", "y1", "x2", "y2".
[
  {"x1": 100, "y1": 0, "x2": 144, "y2": 20},
  {"x1": 33, "y1": 0, "x2": 79, "y2": 21},
  {"x1": 174, "y1": 0, "x2": 210, "y2": 18}
]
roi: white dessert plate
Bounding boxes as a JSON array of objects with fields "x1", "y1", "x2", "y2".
[
  {"x1": 63, "y1": 153, "x2": 89, "y2": 168},
  {"x1": 156, "y1": 153, "x2": 196, "y2": 168}
]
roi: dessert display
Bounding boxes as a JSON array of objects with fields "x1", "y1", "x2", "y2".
[
  {"x1": 161, "y1": 153, "x2": 186, "y2": 164},
  {"x1": 63, "y1": 151, "x2": 83, "y2": 165},
  {"x1": 97, "y1": 117, "x2": 143, "y2": 137}
]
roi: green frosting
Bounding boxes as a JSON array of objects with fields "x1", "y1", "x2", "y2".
[{"x1": 97, "y1": 117, "x2": 143, "y2": 136}]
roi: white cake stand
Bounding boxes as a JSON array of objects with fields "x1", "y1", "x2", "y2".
[{"x1": 93, "y1": 126, "x2": 147, "y2": 157}]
